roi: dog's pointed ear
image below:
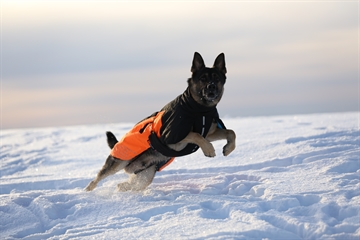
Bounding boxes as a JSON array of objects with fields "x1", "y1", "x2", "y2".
[
  {"x1": 191, "y1": 52, "x2": 205, "y2": 73},
  {"x1": 213, "y1": 53, "x2": 227, "y2": 75}
]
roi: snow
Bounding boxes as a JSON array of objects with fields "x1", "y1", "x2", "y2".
[{"x1": 1, "y1": 112, "x2": 359, "y2": 239}]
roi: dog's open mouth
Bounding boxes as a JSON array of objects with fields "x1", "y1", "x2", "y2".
[
  {"x1": 202, "y1": 91, "x2": 218, "y2": 102},
  {"x1": 206, "y1": 92, "x2": 217, "y2": 101},
  {"x1": 202, "y1": 83, "x2": 219, "y2": 102}
]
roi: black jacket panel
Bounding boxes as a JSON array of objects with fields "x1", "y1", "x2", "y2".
[{"x1": 149, "y1": 88, "x2": 225, "y2": 158}]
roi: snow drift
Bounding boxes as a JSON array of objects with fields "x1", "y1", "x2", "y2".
[{"x1": 1, "y1": 112, "x2": 359, "y2": 239}]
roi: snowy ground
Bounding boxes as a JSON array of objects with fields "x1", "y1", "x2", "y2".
[{"x1": 1, "y1": 112, "x2": 359, "y2": 239}]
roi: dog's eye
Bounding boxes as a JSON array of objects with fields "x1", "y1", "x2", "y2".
[
  {"x1": 212, "y1": 73, "x2": 220, "y2": 81},
  {"x1": 199, "y1": 76, "x2": 206, "y2": 82}
]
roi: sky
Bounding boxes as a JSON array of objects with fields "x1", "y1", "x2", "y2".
[{"x1": 1, "y1": 1, "x2": 359, "y2": 129}]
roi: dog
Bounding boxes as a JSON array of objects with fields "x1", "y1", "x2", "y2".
[{"x1": 85, "y1": 52, "x2": 236, "y2": 192}]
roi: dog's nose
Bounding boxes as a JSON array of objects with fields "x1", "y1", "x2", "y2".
[{"x1": 207, "y1": 83, "x2": 216, "y2": 92}]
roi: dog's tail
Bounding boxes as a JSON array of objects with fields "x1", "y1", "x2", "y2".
[{"x1": 106, "y1": 131, "x2": 118, "y2": 149}]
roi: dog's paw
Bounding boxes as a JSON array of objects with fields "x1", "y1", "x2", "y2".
[
  {"x1": 84, "y1": 181, "x2": 97, "y2": 192},
  {"x1": 223, "y1": 142, "x2": 236, "y2": 156},
  {"x1": 117, "y1": 182, "x2": 132, "y2": 192},
  {"x1": 202, "y1": 142, "x2": 216, "y2": 158}
]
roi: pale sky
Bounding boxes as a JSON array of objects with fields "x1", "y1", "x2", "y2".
[{"x1": 1, "y1": 1, "x2": 359, "y2": 129}]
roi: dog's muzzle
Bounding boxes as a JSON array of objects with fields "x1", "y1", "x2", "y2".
[{"x1": 203, "y1": 83, "x2": 218, "y2": 101}]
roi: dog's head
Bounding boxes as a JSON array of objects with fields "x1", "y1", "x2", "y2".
[{"x1": 188, "y1": 52, "x2": 227, "y2": 107}]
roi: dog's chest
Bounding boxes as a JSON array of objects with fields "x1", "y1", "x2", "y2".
[{"x1": 193, "y1": 115, "x2": 212, "y2": 137}]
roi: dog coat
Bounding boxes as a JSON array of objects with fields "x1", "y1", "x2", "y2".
[{"x1": 110, "y1": 88, "x2": 226, "y2": 171}]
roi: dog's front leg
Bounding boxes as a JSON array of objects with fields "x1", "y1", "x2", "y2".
[
  {"x1": 169, "y1": 132, "x2": 216, "y2": 157},
  {"x1": 206, "y1": 128, "x2": 236, "y2": 156},
  {"x1": 117, "y1": 164, "x2": 157, "y2": 191}
]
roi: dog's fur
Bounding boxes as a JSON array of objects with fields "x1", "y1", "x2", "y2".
[{"x1": 85, "y1": 52, "x2": 236, "y2": 192}]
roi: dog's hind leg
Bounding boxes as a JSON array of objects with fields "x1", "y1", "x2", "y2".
[
  {"x1": 117, "y1": 164, "x2": 157, "y2": 192},
  {"x1": 85, "y1": 155, "x2": 127, "y2": 191}
]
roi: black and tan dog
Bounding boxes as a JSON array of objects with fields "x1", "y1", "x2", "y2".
[{"x1": 85, "y1": 52, "x2": 236, "y2": 192}]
